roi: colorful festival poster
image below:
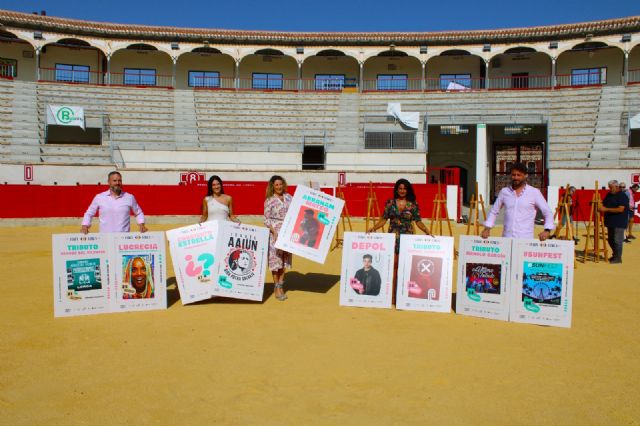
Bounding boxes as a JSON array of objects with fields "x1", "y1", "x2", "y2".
[
  {"x1": 275, "y1": 185, "x2": 345, "y2": 264},
  {"x1": 214, "y1": 221, "x2": 270, "y2": 301},
  {"x1": 110, "y1": 232, "x2": 167, "y2": 312},
  {"x1": 52, "y1": 233, "x2": 111, "y2": 317},
  {"x1": 456, "y1": 236, "x2": 512, "y2": 321},
  {"x1": 510, "y1": 239, "x2": 574, "y2": 328},
  {"x1": 166, "y1": 222, "x2": 220, "y2": 304},
  {"x1": 339, "y1": 232, "x2": 395, "y2": 309},
  {"x1": 396, "y1": 235, "x2": 454, "y2": 313}
]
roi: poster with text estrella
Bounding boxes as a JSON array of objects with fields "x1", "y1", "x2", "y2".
[
  {"x1": 213, "y1": 221, "x2": 269, "y2": 301},
  {"x1": 510, "y1": 239, "x2": 574, "y2": 328},
  {"x1": 166, "y1": 222, "x2": 220, "y2": 304},
  {"x1": 456, "y1": 236, "x2": 512, "y2": 322},
  {"x1": 396, "y1": 235, "x2": 454, "y2": 313},
  {"x1": 274, "y1": 185, "x2": 345, "y2": 264},
  {"x1": 110, "y1": 232, "x2": 167, "y2": 312},
  {"x1": 52, "y1": 233, "x2": 111, "y2": 317},
  {"x1": 339, "y1": 232, "x2": 395, "y2": 309}
]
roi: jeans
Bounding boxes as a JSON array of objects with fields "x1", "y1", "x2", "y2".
[{"x1": 607, "y1": 227, "x2": 625, "y2": 260}]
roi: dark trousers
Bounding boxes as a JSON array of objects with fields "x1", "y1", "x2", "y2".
[{"x1": 607, "y1": 227, "x2": 625, "y2": 260}]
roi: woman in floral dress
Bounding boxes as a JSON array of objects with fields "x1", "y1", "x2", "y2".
[{"x1": 264, "y1": 175, "x2": 293, "y2": 301}]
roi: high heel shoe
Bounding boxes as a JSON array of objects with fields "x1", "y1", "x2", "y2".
[{"x1": 274, "y1": 282, "x2": 288, "y2": 301}]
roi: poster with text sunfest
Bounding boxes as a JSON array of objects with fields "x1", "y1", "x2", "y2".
[
  {"x1": 166, "y1": 222, "x2": 220, "y2": 304},
  {"x1": 214, "y1": 221, "x2": 269, "y2": 301},
  {"x1": 396, "y1": 235, "x2": 454, "y2": 313},
  {"x1": 275, "y1": 185, "x2": 345, "y2": 264},
  {"x1": 339, "y1": 232, "x2": 395, "y2": 309},
  {"x1": 110, "y1": 232, "x2": 167, "y2": 312},
  {"x1": 53, "y1": 234, "x2": 111, "y2": 317},
  {"x1": 456, "y1": 236, "x2": 512, "y2": 322},
  {"x1": 510, "y1": 239, "x2": 574, "y2": 328}
]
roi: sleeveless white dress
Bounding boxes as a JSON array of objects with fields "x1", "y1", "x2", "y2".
[{"x1": 205, "y1": 196, "x2": 230, "y2": 222}]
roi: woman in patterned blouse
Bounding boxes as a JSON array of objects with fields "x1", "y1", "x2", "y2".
[
  {"x1": 264, "y1": 175, "x2": 293, "y2": 301},
  {"x1": 368, "y1": 178, "x2": 430, "y2": 253}
]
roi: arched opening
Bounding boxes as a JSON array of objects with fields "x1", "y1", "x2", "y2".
[
  {"x1": 0, "y1": 30, "x2": 36, "y2": 81},
  {"x1": 426, "y1": 50, "x2": 484, "y2": 90},
  {"x1": 556, "y1": 42, "x2": 624, "y2": 86},
  {"x1": 176, "y1": 47, "x2": 235, "y2": 89},
  {"x1": 628, "y1": 44, "x2": 640, "y2": 84},
  {"x1": 488, "y1": 48, "x2": 552, "y2": 89},
  {"x1": 110, "y1": 44, "x2": 173, "y2": 87},
  {"x1": 362, "y1": 49, "x2": 421, "y2": 91},
  {"x1": 301, "y1": 49, "x2": 358, "y2": 91},
  {"x1": 238, "y1": 49, "x2": 298, "y2": 90},
  {"x1": 39, "y1": 38, "x2": 106, "y2": 84}
]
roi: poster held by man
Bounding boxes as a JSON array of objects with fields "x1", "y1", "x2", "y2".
[
  {"x1": 510, "y1": 239, "x2": 574, "y2": 328},
  {"x1": 396, "y1": 235, "x2": 454, "y2": 313},
  {"x1": 456, "y1": 236, "x2": 512, "y2": 321},
  {"x1": 275, "y1": 185, "x2": 345, "y2": 264},
  {"x1": 339, "y1": 232, "x2": 395, "y2": 309}
]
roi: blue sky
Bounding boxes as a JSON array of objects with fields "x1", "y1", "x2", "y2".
[{"x1": 1, "y1": 0, "x2": 639, "y2": 32}]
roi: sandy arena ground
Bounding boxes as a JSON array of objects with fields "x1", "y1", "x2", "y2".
[{"x1": 1, "y1": 219, "x2": 638, "y2": 425}]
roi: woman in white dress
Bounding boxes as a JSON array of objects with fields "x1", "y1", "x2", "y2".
[{"x1": 200, "y1": 175, "x2": 240, "y2": 223}]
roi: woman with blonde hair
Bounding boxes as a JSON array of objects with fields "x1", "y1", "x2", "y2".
[
  {"x1": 264, "y1": 175, "x2": 293, "y2": 301},
  {"x1": 123, "y1": 256, "x2": 154, "y2": 299}
]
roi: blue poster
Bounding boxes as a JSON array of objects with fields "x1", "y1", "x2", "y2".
[{"x1": 522, "y1": 262, "x2": 562, "y2": 306}]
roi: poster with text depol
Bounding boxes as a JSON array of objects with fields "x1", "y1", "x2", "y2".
[
  {"x1": 53, "y1": 234, "x2": 111, "y2": 317},
  {"x1": 396, "y1": 235, "x2": 454, "y2": 313},
  {"x1": 456, "y1": 236, "x2": 512, "y2": 322},
  {"x1": 510, "y1": 239, "x2": 574, "y2": 328},
  {"x1": 166, "y1": 222, "x2": 220, "y2": 304},
  {"x1": 110, "y1": 232, "x2": 167, "y2": 312},
  {"x1": 214, "y1": 221, "x2": 270, "y2": 301},
  {"x1": 275, "y1": 185, "x2": 344, "y2": 264},
  {"x1": 339, "y1": 232, "x2": 395, "y2": 309}
]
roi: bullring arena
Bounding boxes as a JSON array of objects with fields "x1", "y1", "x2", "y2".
[{"x1": 0, "y1": 9, "x2": 639, "y2": 424}]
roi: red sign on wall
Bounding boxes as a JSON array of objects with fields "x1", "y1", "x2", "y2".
[
  {"x1": 180, "y1": 172, "x2": 205, "y2": 185},
  {"x1": 24, "y1": 165, "x2": 33, "y2": 181},
  {"x1": 631, "y1": 173, "x2": 640, "y2": 185}
]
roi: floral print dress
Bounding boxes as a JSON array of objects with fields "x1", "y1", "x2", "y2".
[
  {"x1": 383, "y1": 198, "x2": 422, "y2": 254},
  {"x1": 264, "y1": 193, "x2": 293, "y2": 271}
]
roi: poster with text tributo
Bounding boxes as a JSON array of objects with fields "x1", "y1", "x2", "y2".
[
  {"x1": 275, "y1": 185, "x2": 345, "y2": 264},
  {"x1": 396, "y1": 235, "x2": 454, "y2": 313},
  {"x1": 53, "y1": 234, "x2": 111, "y2": 317},
  {"x1": 166, "y1": 222, "x2": 220, "y2": 304},
  {"x1": 213, "y1": 222, "x2": 269, "y2": 301},
  {"x1": 339, "y1": 232, "x2": 395, "y2": 309},
  {"x1": 510, "y1": 239, "x2": 574, "y2": 328},
  {"x1": 456, "y1": 236, "x2": 512, "y2": 322},
  {"x1": 110, "y1": 232, "x2": 167, "y2": 312}
]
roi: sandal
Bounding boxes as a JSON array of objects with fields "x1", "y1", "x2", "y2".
[{"x1": 274, "y1": 282, "x2": 288, "y2": 301}]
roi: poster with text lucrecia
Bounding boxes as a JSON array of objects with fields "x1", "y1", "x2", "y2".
[
  {"x1": 166, "y1": 222, "x2": 220, "y2": 305},
  {"x1": 456, "y1": 236, "x2": 512, "y2": 322},
  {"x1": 510, "y1": 239, "x2": 574, "y2": 328},
  {"x1": 110, "y1": 232, "x2": 167, "y2": 312},
  {"x1": 396, "y1": 235, "x2": 454, "y2": 313},
  {"x1": 275, "y1": 185, "x2": 345, "y2": 264},
  {"x1": 339, "y1": 232, "x2": 395, "y2": 309},
  {"x1": 214, "y1": 221, "x2": 270, "y2": 302},
  {"x1": 52, "y1": 233, "x2": 111, "y2": 317}
]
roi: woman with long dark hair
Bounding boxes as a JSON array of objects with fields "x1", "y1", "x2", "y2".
[
  {"x1": 200, "y1": 175, "x2": 240, "y2": 223},
  {"x1": 264, "y1": 175, "x2": 293, "y2": 301}
]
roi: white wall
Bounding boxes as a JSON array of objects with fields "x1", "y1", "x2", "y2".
[
  {"x1": 0, "y1": 40, "x2": 36, "y2": 81},
  {"x1": 549, "y1": 169, "x2": 640, "y2": 189}
]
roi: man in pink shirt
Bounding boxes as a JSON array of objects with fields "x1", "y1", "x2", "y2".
[
  {"x1": 481, "y1": 163, "x2": 554, "y2": 241},
  {"x1": 81, "y1": 171, "x2": 147, "y2": 234}
]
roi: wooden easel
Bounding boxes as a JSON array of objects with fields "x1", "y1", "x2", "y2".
[
  {"x1": 582, "y1": 181, "x2": 608, "y2": 263},
  {"x1": 429, "y1": 183, "x2": 453, "y2": 236},
  {"x1": 331, "y1": 183, "x2": 352, "y2": 250},
  {"x1": 553, "y1": 184, "x2": 575, "y2": 241},
  {"x1": 365, "y1": 182, "x2": 383, "y2": 232},
  {"x1": 466, "y1": 182, "x2": 487, "y2": 236}
]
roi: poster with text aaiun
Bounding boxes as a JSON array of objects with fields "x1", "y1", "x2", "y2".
[
  {"x1": 456, "y1": 236, "x2": 512, "y2": 322},
  {"x1": 275, "y1": 185, "x2": 345, "y2": 264},
  {"x1": 510, "y1": 239, "x2": 574, "y2": 328},
  {"x1": 166, "y1": 222, "x2": 220, "y2": 305},
  {"x1": 213, "y1": 221, "x2": 269, "y2": 302},
  {"x1": 396, "y1": 235, "x2": 454, "y2": 313},
  {"x1": 339, "y1": 232, "x2": 395, "y2": 309},
  {"x1": 110, "y1": 232, "x2": 167, "y2": 312},
  {"x1": 53, "y1": 234, "x2": 111, "y2": 317}
]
